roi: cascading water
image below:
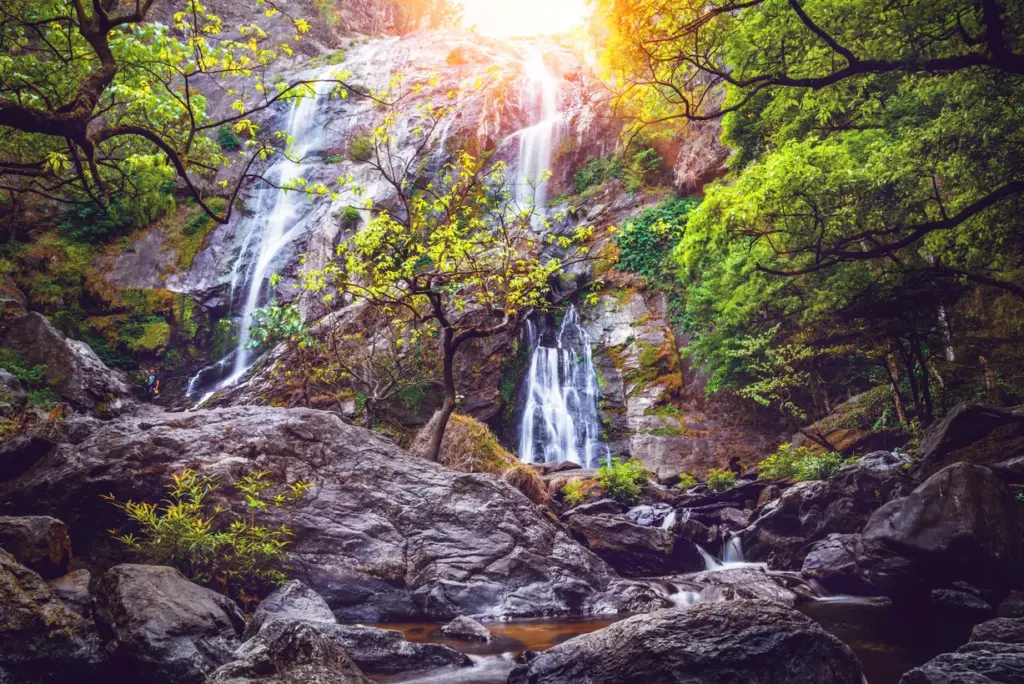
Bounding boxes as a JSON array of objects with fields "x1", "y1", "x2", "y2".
[
  {"x1": 518, "y1": 306, "x2": 608, "y2": 468},
  {"x1": 514, "y1": 50, "x2": 560, "y2": 215},
  {"x1": 187, "y1": 74, "x2": 334, "y2": 401}
]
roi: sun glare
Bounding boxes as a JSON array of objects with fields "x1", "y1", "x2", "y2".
[{"x1": 459, "y1": 0, "x2": 591, "y2": 38}]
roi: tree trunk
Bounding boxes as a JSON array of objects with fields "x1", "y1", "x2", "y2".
[
  {"x1": 363, "y1": 399, "x2": 375, "y2": 428},
  {"x1": 425, "y1": 332, "x2": 457, "y2": 462},
  {"x1": 979, "y1": 355, "x2": 1004, "y2": 406},
  {"x1": 910, "y1": 335, "x2": 934, "y2": 423},
  {"x1": 898, "y1": 343, "x2": 922, "y2": 419},
  {"x1": 885, "y1": 355, "x2": 907, "y2": 425}
]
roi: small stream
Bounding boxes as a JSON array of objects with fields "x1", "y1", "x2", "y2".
[{"x1": 367, "y1": 598, "x2": 974, "y2": 684}]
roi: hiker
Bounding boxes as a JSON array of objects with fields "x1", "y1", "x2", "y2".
[{"x1": 145, "y1": 368, "x2": 160, "y2": 400}]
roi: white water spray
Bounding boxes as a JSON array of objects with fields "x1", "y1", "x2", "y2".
[
  {"x1": 514, "y1": 50, "x2": 560, "y2": 216},
  {"x1": 518, "y1": 306, "x2": 608, "y2": 468},
  {"x1": 187, "y1": 74, "x2": 334, "y2": 398}
]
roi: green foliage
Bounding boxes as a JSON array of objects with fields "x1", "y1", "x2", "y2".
[
  {"x1": 596, "y1": 458, "x2": 652, "y2": 503},
  {"x1": 561, "y1": 480, "x2": 587, "y2": 507},
  {"x1": 615, "y1": 198, "x2": 699, "y2": 283},
  {"x1": 758, "y1": 444, "x2": 856, "y2": 482},
  {"x1": 57, "y1": 190, "x2": 175, "y2": 243},
  {"x1": 573, "y1": 146, "x2": 664, "y2": 194},
  {"x1": 0, "y1": 348, "x2": 45, "y2": 385},
  {"x1": 217, "y1": 126, "x2": 241, "y2": 151},
  {"x1": 340, "y1": 206, "x2": 361, "y2": 226},
  {"x1": 106, "y1": 469, "x2": 312, "y2": 605},
  {"x1": 676, "y1": 473, "x2": 698, "y2": 490},
  {"x1": 125, "y1": 319, "x2": 171, "y2": 354},
  {"x1": 246, "y1": 301, "x2": 313, "y2": 351},
  {"x1": 26, "y1": 388, "x2": 58, "y2": 409},
  {"x1": 706, "y1": 467, "x2": 737, "y2": 492}
]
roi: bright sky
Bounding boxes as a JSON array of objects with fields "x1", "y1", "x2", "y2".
[{"x1": 459, "y1": 0, "x2": 591, "y2": 38}]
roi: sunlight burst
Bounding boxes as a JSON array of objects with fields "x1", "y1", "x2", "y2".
[{"x1": 459, "y1": 0, "x2": 590, "y2": 38}]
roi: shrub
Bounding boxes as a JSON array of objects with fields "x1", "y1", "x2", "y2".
[
  {"x1": 676, "y1": 473, "x2": 698, "y2": 490},
  {"x1": 573, "y1": 147, "x2": 664, "y2": 195},
  {"x1": 217, "y1": 126, "x2": 242, "y2": 150},
  {"x1": 413, "y1": 412, "x2": 517, "y2": 475},
  {"x1": 340, "y1": 206, "x2": 361, "y2": 226},
  {"x1": 247, "y1": 301, "x2": 312, "y2": 351},
  {"x1": 614, "y1": 197, "x2": 700, "y2": 283},
  {"x1": 706, "y1": 467, "x2": 737, "y2": 492},
  {"x1": 106, "y1": 469, "x2": 311, "y2": 607},
  {"x1": 757, "y1": 443, "x2": 856, "y2": 482},
  {"x1": 596, "y1": 458, "x2": 652, "y2": 504}
]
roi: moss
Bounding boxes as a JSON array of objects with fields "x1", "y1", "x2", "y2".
[
  {"x1": 176, "y1": 200, "x2": 224, "y2": 270},
  {"x1": 126, "y1": 320, "x2": 171, "y2": 354},
  {"x1": 172, "y1": 293, "x2": 199, "y2": 342}
]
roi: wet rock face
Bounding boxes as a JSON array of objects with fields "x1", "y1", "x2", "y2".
[
  {"x1": 855, "y1": 463, "x2": 1024, "y2": 597},
  {"x1": 0, "y1": 515, "x2": 72, "y2": 579},
  {"x1": 508, "y1": 600, "x2": 864, "y2": 684},
  {"x1": 92, "y1": 564, "x2": 245, "y2": 684},
  {"x1": 2, "y1": 312, "x2": 133, "y2": 412},
  {"x1": 900, "y1": 642, "x2": 1024, "y2": 684},
  {"x1": 0, "y1": 549, "x2": 106, "y2": 684},
  {"x1": 0, "y1": 406, "x2": 630, "y2": 621}
]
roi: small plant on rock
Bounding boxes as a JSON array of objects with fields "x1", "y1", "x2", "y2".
[
  {"x1": 596, "y1": 458, "x2": 652, "y2": 504},
  {"x1": 706, "y1": 467, "x2": 737, "y2": 492},
  {"x1": 561, "y1": 480, "x2": 587, "y2": 507},
  {"x1": 758, "y1": 444, "x2": 855, "y2": 482},
  {"x1": 676, "y1": 473, "x2": 698, "y2": 491},
  {"x1": 105, "y1": 469, "x2": 311, "y2": 607}
]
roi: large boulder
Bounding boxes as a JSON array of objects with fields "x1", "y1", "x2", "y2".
[
  {"x1": 92, "y1": 564, "x2": 245, "y2": 684},
  {"x1": 900, "y1": 642, "x2": 1024, "y2": 683},
  {"x1": 801, "y1": 534, "x2": 872, "y2": 595},
  {"x1": 508, "y1": 600, "x2": 864, "y2": 684},
  {"x1": 208, "y1": 620, "x2": 372, "y2": 684},
  {"x1": 0, "y1": 515, "x2": 72, "y2": 578},
  {"x1": 441, "y1": 615, "x2": 494, "y2": 642},
  {"x1": 0, "y1": 548, "x2": 106, "y2": 683},
  {"x1": 741, "y1": 460, "x2": 913, "y2": 569},
  {"x1": 972, "y1": 618, "x2": 1024, "y2": 645},
  {"x1": 855, "y1": 463, "x2": 1024, "y2": 596},
  {"x1": 244, "y1": 580, "x2": 469, "y2": 674},
  {"x1": 688, "y1": 566, "x2": 798, "y2": 606},
  {"x1": 916, "y1": 404, "x2": 1024, "y2": 479},
  {"x1": 565, "y1": 511, "x2": 704, "y2": 576},
  {"x1": 3, "y1": 311, "x2": 132, "y2": 412},
  {"x1": 0, "y1": 407, "x2": 636, "y2": 621}
]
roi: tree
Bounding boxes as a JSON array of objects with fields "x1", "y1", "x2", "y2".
[
  {"x1": 0, "y1": 0, "x2": 362, "y2": 226},
  {"x1": 593, "y1": 0, "x2": 1024, "y2": 422},
  {"x1": 302, "y1": 101, "x2": 601, "y2": 461}
]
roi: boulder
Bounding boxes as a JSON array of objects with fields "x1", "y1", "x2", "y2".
[
  {"x1": 440, "y1": 615, "x2": 494, "y2": 642},
  {"x1": 0, "y1": 367, "x2": 26, "y2": 410},
  {"x1": 251, "y1": 619, "x2": 471, "y2": 674},
  {"x1": 245, "y1": 580, "x2": 335, "y2": 639},
  {"x1": 742, "y1": 462, "x2": 914, "y2": 569},
  {"x1": 1000, "y1": 592, "x2": 1024, "y2": 618},
  {"x1": 566, "y1": 512, "x2": 704, "y2": 576},
  {"x1": 688, "y1": 566, "x2": 798, "y2": 607},
  {"x1": 916, "y1": 403, "x2": 1024, "y2": 478},
  {"x1": 972, "y1": 618, "x2": 1024, "y2": 645},
  {"x1": 48, "y1": 568, "x2": 92, "y2": 617},
  {"x1": 801, "y1": 533, "x2": 871, "y2": 595},
  {"x1": 244, "y1": 580, "x2": 469, "y2": 673},
  {"x1": 208, "y1": 620, "x2": 372, "y2": 684},
  {"x1": 0, "y1": 515, "x2": 72, "y2": 578},
  {"x1": 624, "y1": 503, "x2": 673, "y2": 527},
  {"x1": 900, "y1": 642, "x2": 1024, "y2": 683},
  {"x1": 931, "y1": 588, "x2": 995, "y2": 622},
  {"x1": 566, "y1": 498, "x2": 626, "y2": 516},
  {"x1": 3, "y1": 312, "x2": 132, "y2": 412},
  {"x1": 855, "y1": 463, "x2": 1024, "y2": 596},
  {"x1": 0, "y1": 407, "x2": 632, "y2": 621},
  {"x1": 0, "y1": 548, "x2": 105, "y2": 683},
  {"x1": 507, "y1": 600, "x2": 864, "y2": 684},
  {"x1": 92, "y1": 564, "x2": 245, "y2": 683}
]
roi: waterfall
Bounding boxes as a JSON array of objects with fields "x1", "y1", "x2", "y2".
[
  {"x1": 187, "y1": 75, "x2": 334, "y2": 399},
  {"x1": 723, "y1": 535, "x2": 745, "y2": 564},
  {"x1": 518, "y1": 306, "x2": 608, "y2": 468},
  {"x1": 514, "y1": 49, "x2": 560, "y2": 215}
]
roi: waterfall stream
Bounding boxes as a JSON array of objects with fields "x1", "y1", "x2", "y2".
[
  {"x1": 518, "y1": 306, "x2": 608, "y2": 468},
  {"x1": 514, "y1": 50, "x2": 560, "y2": 215},
  {"x1": 187, "y1": 75, "x2": 334, "y2": 401}
]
